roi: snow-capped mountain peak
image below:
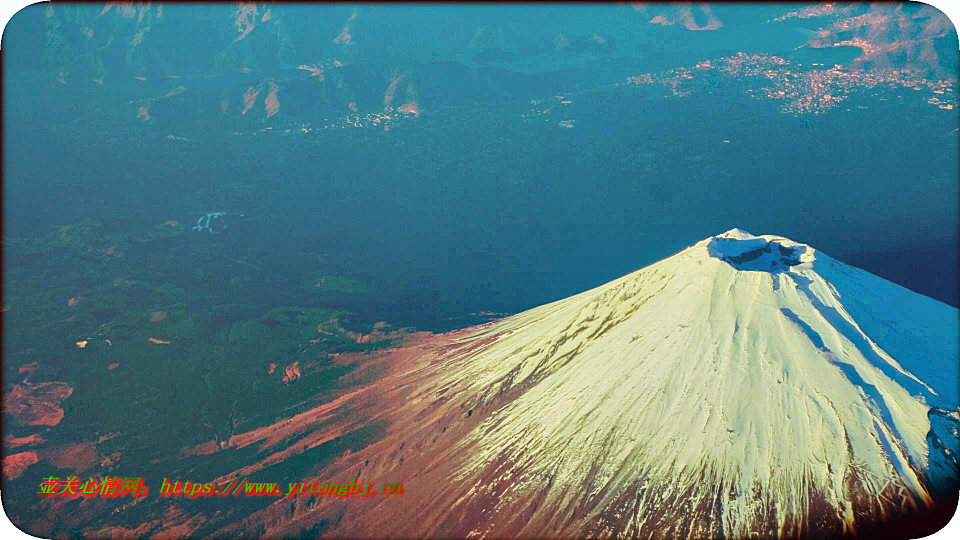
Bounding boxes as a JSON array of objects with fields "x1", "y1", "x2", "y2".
[{"x1": 214, "y1": 230, "x2": 959, "y2": 539}]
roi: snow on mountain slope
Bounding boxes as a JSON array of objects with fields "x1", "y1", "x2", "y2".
[{"x1": 215, "y1": 229, "x2": 959, "y2": 539}]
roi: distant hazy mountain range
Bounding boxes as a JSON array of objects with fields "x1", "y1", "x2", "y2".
[{"x1": 3, "y1": 2, "x2": 957, "y2": 128}]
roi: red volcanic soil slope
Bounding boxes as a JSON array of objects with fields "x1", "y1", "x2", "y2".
[
  {"x1": 3, "y1": 382, "x2": 73, "y2": 426},
  {"x1": 3, "y1": 451, "x2": 39, "y2": 480}
]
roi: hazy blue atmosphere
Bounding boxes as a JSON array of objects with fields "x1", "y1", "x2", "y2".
[{"x1": 1, "y1": 3, "x2": 958, "y2": 538}]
